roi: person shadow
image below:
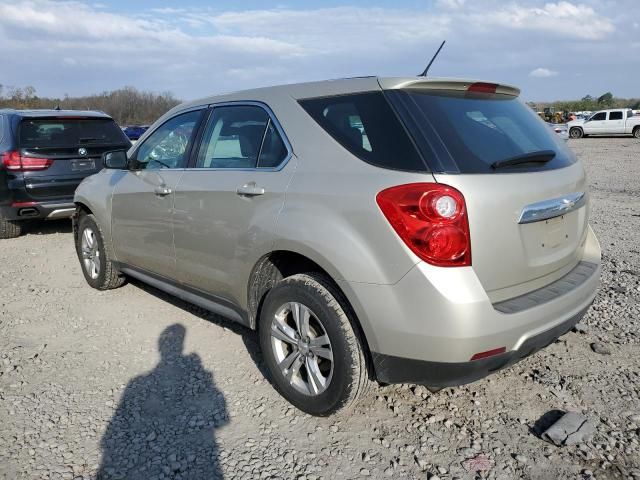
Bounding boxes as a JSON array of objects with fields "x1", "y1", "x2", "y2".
[{"x1": 97, "y1": 324, "x2": 228, "y2": 480}]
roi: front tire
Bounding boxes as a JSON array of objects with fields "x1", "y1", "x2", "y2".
[
  {"x1": 259, "y1": 273, "x2": 369, "y2": 416},
  {"x1": 0, "y1": 218, "x2": 25, "y2": 239},
  {"x1": 633, "y1": 127, "x2": 640, "y2": 139},
  {"x1": 569, "y1": 127, "x2": 584, "y2": 139},
  {"x1": 75, "y1": 214, "x2": 125, "y2": 290}
]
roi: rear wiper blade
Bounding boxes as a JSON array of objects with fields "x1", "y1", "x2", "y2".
[
  {"x1": 491, "y1": 150, "x2": 556, "y2": 169},
  {"x1": 79, "y1": 137, "x2": 102, "y2": 143}
]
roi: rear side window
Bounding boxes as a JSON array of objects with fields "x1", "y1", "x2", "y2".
[
  {"x1": 196, "y1": 105, "x2": 289, "y2": 169},
  {"x1": 386, "y1": 90, "x2": 576, "y2": 174},
  {"x1": 18, "y1": 118, "x2": 128, "y2": 148},
  {"x1": 609, "y1": 111, "x2": 623, "y2": 120},
  {"x1": 299, "y1": 92, "x2": 427, "y2": 172}
]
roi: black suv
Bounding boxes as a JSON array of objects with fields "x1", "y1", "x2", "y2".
[{"x1": 0, "y1": 110, "x2": 131, "y2": 238}]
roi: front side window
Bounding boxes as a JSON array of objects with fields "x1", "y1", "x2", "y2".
[
  {"x1": 133, "y1": 110, "x2": 201, "y2": 170},
  {"x1": 591, "y1": 112, "x2": 606, "y2": 121},
  {"x1": 608, "y1": 111, "x2": 623, "y2": 120},
  {"x1": 196, "y1": 105, "x2": 288, "y2": 169}
]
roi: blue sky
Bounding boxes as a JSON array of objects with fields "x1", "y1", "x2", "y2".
[{"x1": 0, "y1": 0, "x2": 638, "y2": 102}]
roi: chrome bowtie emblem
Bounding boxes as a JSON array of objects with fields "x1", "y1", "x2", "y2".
[{"x1": 78, "y1": 147, "x2": 88, "y2": 156}]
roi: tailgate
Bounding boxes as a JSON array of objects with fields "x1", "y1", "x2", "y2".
[
  {"x1": 18, "y1": 117, "x2": 130, "y2": 199},
  {"x1": 384, "y1": 84, "x2": 590, "y2": 299},
  {"x1": 21, "y1": 147, "x2": 107, "y2": 198},
  {"x1": 435, "y1": 161, "x2": 589, "y2": 297}
]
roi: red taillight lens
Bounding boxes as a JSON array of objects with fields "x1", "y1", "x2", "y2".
[
  {"x1": 467, "y1": 82, "x2": 497, "y2": 94},
  {"x1": 376, "y1": 183, "x2": 471, "y2": 267},
  {"x1": 1, "y1": 151, "x2": 52, "y2": 171}
]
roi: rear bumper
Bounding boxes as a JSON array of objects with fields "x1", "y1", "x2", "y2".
[
  {"x1": 339, "y1": 224, "x2": 601, "y2": 386},
  {"x1": 372, "y1": 303, "x2": 589, "y2": 386},
  {"x1": 0, "y1": 200, "x2": 76, "y2": 221}
]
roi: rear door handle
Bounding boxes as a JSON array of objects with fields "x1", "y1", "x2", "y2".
[
  {"x1": 154, "y1": 186, "x2": 172, "y2": 196},
  {"x1": 236, "y1": 183, "x2": 265, "y2": 196}
]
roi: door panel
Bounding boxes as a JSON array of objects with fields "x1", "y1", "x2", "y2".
[
  {"x1": 605, "y1": 111, "x2": 624, "y2": 134},
  {"x1": 110, "y1": 109, "x2": 203, "y2": 277},
  {"x1": 112, "y1": 170, "x2": 183, "y2": 277},
  {"x1": 583, "y1": 113, "x2": 607, "y2": 134},
  {"x1": 173, "y1": 163, "x2": 295, "y2": 306}
]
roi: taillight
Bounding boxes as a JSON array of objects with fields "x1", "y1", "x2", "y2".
[
  {"x1": 376, "y1": 183, "x2": 471, "y2": 267},
  {"x1": 1, "y1": 151, "x2": 53, "y2": 171}
]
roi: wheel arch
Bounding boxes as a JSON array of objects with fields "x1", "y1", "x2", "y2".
[
  {"x1": 73, "y1": 201, "x2": 93, "y2": 243},
  {"x1": 247, "y1": 249, "x2": 375, "y2": 377}
]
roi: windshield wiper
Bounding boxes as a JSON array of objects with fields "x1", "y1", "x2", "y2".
[{"x1": 491, "y1": 150, "x2": 556, "y2": 169}]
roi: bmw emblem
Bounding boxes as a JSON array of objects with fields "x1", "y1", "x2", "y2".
[{"x1": 78, "y1": 147, "x2": 88, "y2": 157}]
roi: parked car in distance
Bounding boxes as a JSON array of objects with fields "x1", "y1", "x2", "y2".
[
  {"x1": 122, "y1": 125, "x2": 148, "y2": 140},
  {"x1": 567, "y1": 109, "x2": 640, "y2": 139},
  {"x1": 546, "y1": 122, "x2": 569, "y2": 141},
  {"x1": 73, "y1": 77, "x2": 601, "y2": 416},
  {"x1": 0, "y1": 109, "x2": 131, "y2": 238}
]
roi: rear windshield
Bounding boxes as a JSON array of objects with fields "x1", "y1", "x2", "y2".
[
  {"x1": 19, "y1": 118, "x2": 128, "y2": 148},
  {"x1": 386, "y1": 90, "x2": 576, "y2": 173},
  {"x1": 299, "y1": 92, "x2": 427, "y2": 172}
]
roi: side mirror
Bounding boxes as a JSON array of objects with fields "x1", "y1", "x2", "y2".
[{"x1": 102, "y1": 150, "x2": 128, "y2": 169}]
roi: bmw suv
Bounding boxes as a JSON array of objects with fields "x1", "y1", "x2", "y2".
[
  {"x1": 0, "y1": 109, "x2": 131, "y2": 238},
  {"x1": 73, "y1": 77, "x2": 601, "y2": 416}
]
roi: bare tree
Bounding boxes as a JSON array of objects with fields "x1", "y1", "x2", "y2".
[{"x1": 0, "y1": 86, "x2": 181, "y2": 125}]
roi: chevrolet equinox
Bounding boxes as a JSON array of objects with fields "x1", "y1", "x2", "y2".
[{"x1": 73, "y1": 77, "x2": 601, "y2": 416}]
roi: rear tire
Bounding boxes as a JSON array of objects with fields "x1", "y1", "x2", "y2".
[
  {"x1": 258, "y1": 273, "x2": 370, "y2": 416},
  {"x1": 75, "y1": 214, "x2": 125, "y2": 290},
  {"x1": 569, "y1": 127, "x2": 584, "y2": 139},
  {"x1": 633, "y1": 127, "x2": 640, "y2": 139},
  {"x1": 0, "y1": 218, "x2": 25, "y2": 239}
]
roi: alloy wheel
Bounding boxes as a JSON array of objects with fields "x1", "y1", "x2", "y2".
[
  {"x1": 81, "y1": 227, "x2": 101, "y2": 280},
  {"x1": 270, "y1": 302, "x2": 334, "y2": 396}
]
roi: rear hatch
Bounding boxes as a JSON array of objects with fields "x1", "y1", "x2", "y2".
[
  {"x1": 384, "y1": 80, "x2": 589, "y2": 299},
  {"x1": 18, "y1": 117, "x2": 130, "y2": 199}
]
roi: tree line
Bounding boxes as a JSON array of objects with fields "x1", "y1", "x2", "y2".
[
  {"x1": 0, "y1": 85, "x2": 181, "y2": 126},
  {"x1": 529, "y1": 92, "x2": 640, "y2": 112}
]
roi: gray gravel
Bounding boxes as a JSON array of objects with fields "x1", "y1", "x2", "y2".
[{"x1": 1, "y1": 137, "x2": 639, "y2": 479}]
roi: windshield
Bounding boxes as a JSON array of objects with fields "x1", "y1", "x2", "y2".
[
  {"x1": 386, "y1": 90, "x2": 576, "y2": 173},
  {"x1": 19, "y1": 118, "x2": 129, "y2": 148}
]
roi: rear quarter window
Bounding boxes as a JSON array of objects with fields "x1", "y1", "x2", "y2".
[
  {"x1": 19, "y1": 118, "x2": 129, "y2": 148},
  {"x1": 299, "y1": 92, "x2": 427, "y2": 172}
]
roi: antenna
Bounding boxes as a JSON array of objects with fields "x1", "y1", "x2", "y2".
[{"x1": 419, "y1": 40, "x2": 446, "y2": 77}]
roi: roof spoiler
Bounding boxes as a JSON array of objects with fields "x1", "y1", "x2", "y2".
[{"x1": 378, "y1": 78, "x2": 520, "y2": 97}]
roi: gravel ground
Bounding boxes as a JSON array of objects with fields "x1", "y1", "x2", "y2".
[{"x1": 1, "y1": 137, "x2": 639, "y2": 480}]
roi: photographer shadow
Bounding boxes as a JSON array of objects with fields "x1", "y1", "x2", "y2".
[{"x1": 98, "y1": 324, "x2": 228, "y2": 479}]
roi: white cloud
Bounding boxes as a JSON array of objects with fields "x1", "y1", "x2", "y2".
[
  {"x1": 471, "y1": 1, "x2": 614, "y2": 39},
  {"x1": 0, "y1": 0, "x2": 633, "y2": 100},
  {"x1": 530, "y1": 68, "x2": 559, "y2": 78},
  {"x1": 436, "y1": 0, "x2": 467, "y2": 9}
]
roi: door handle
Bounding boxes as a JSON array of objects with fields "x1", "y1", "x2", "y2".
[
  {"x1": 236, "y1": 183, "x2": 265, "y2": 196},
  {"x1": 154, "y1": 186, "x2": 172, "y2": 196}
]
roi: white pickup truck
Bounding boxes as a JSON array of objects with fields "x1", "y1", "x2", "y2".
[{"x1": 567, "y1": 109, "x2": 640, "y2": 139}]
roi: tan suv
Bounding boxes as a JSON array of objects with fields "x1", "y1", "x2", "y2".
[{"x1": 73, "y1": 76, "x2": 601, "y2": 416}]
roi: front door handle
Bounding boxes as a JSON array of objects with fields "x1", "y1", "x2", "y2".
[
  {"x1": 237, "y1": 183, "x2": 265, "y2": 197},
  {"x1": 154, "y1": 186, "x2": 172, "y2": 196}
]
